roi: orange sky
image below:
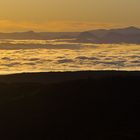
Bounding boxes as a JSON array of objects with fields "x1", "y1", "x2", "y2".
[{"x1": 0, "y1": 0, "x2": 139, "y2": 32}]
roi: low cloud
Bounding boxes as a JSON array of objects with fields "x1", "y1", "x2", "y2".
[
  {"x1": 3, "y1": 62, "x2": 20, "y2": 67},
  {"x1": 75, "y1": 56, "x2": 99, "y2": 60},
  {"x1": 0, "y1": 43, "x2": 139, "y2": 72},
  {"x1": 57, "y1": 59, "x2": 74, "y2": 64}
]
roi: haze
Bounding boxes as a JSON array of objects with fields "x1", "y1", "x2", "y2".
[{"x1": 0, "y1": 0, "x2": 140, "y2": 32}]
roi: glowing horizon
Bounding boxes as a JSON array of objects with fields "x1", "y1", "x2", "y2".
[{"x1": 0, "y1": 0, "x2": 140, "y2": 32}]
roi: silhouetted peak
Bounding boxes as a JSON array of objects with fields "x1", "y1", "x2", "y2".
[
  {"x1": 106, "y1": 31, "x2": 122, "y2": 36},
  {"x1": 80, "y1": 31, "x2": 93, "y2": 36},
  {"x1": 77, "y1": 26, "x2": 140, "y2": 43},
  {"x1": 124, "y1": 26, "x2": 140, "y2": 30}
]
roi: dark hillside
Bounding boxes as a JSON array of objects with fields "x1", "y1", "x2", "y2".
[{"x1": 0, "y1": 71, "x2": 139, "y2": 139}]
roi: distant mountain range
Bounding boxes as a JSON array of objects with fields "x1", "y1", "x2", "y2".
[
  {"x1": 77, "y1": 26, "x2": 140, "y2": 44},
  {"x1": 0, "y1": 31, "x2": 79, "y2": 40},
  {"x1": 0, "y1": 26, "x2": 140, "y2": 44}
]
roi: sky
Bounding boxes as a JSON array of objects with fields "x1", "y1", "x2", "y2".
[{"x1": 0, "y1": 0, "x2": 140, "y2": 32}]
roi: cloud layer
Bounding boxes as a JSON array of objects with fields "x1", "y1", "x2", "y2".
[{"x1": 0, "y1": 40, "x2": 139, "y2": 74}]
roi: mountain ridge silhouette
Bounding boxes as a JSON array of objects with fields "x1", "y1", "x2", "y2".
[
  {"x1": 0, "y1": 26, "x2": 140, "y2": 43},
  {"x1": 77, "y1": 26, "x2": 140, "y2": 43}
]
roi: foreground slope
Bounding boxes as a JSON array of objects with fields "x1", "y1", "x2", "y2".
[{"x1": 0, "y1": 71, "x2": 140, "y2": 139}]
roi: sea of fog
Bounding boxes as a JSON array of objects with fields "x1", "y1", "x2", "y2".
[{"x1": 0, "y1": 39, "x2": 139, "y2": 74}]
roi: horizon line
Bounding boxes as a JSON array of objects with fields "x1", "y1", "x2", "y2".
[{"x1": 0, "y1": 26, "x2": 139, "y2": 33}]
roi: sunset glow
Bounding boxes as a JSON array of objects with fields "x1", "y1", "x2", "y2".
[{"x1": 0, "y1": 0, "x2": 139, "y2": 32}]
